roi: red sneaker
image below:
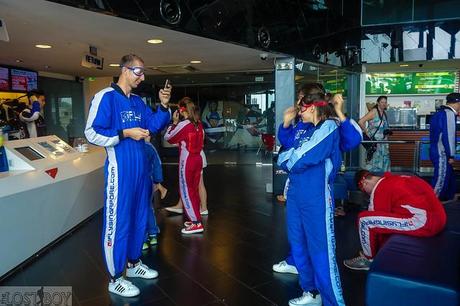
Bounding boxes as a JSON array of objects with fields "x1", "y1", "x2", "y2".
[{"x1": 181, "y1": 222, "x2": 204, "y2": 234}]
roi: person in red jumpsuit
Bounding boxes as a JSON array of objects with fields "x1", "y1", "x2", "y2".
[
  {"x1": 344, "y1": 170, "x2": 446, "y2": 270},
  {"x1": 164, "y1": 98, "x2": 204, "y2": 234}
]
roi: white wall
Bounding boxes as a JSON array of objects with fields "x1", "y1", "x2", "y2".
[{"x1": 83, "y1": 77, "x2": 113, "y2": 118}]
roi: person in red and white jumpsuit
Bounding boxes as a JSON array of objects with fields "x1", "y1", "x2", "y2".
[
  {"x1": 344, "y1": 170, "x2": 446, "y2": 270},
  {"x1": 164, "y1": 100, "x2": 204, "y2": 234}
]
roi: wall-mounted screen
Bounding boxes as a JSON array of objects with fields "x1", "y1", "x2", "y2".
[
  {"x1": 11, "y1": 69, "x2": 38, "y2": 91},
  {"x1": 0, "y1": 67, "x2": 9, "y2": 91},
  {"x1": 15, "y1": 146, "x2": 45, "y2": 161},
  {"x1": 366, "y1": 72, "x2": 457, "y2": 95}
]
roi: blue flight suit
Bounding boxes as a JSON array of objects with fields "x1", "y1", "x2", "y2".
[
  {"x1": 85, "y1": 83, "x2": 170, "y2": 279},
  {"x1": 278, "y1": 119, "x2": 346, "y2": 306},
  {"x1": 144, "y1": 141, "x2": 162, "y2": 237},
  {"x1": 280, "y1": 119, "x2": 362, "y2": 270},
  {"x1": 430, "y1": 105, "x2": 457, "y2": 201}
]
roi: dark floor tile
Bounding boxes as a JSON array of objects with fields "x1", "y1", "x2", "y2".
[
  {"x1": 254, "y1": 278, "x2": 303, "y2": 306},
  {"x1": 3, "y1": 160, "x2": 368, "y2": 306},
  {"x1": 155, "y1": 273, "x2": 216, "y2": 306},
  {"x1": 202, "y1": 301, "x2": 226, "y2": 306},
  {"x1": 204, "y1": 250, "x2": 273, "y2": 288},
  {"x1": 79, "y1": 283, "x2": 167, "y2": 306},
  {"x1": 139, "y1": 248, "x2": 182, "y2": 281},
  {"x1": 204, "y1": 274, "x2": 276, "y2": 306},
  {"x1": 140, "y1": 297, "x2": 176, "y2": 306}
]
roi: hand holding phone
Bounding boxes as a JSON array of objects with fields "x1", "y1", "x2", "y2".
[{"x1": 159, "y1": 79, "x2": 172, "y2": 107}]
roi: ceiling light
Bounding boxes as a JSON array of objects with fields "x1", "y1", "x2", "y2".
[
  {"x1": 15, "y1": 59, "x2": 23, "y2": 63},
  {"x1": 35, "y1": 44, "x2": 52, "y2": 49},
  {"x1": 147, "y1": 39, "x2": 163, "y2": 44},
  {"x1": 44, "y1": 65, "x2": 51, "y2": 69},
  {"x1": 399, "y1": 64, "x2": 409, "y2": 67},
  {"x1": 109, "y1": 63, "x2": 120, "y2": 67},
  {"x1": 190, "y1": 60, "x2": 202, "y2": 64}
]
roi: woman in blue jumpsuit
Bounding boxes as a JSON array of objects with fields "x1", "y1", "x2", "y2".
[
  {"x1": 278, "y1": 96, "x2": 345, "y2": 306},
  {"x1": 274, "y1": 86, "x2": 362, "y2": 277}
]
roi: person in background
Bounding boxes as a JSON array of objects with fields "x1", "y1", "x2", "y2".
[
  {"x1": 164, "y1": 170, "x2": 208, "y2": 215},
  {"x1": 343, "y1": 170, "x2": 446, "y2": 270},
  {"x1": 358, "y1": 96, "x2": 390, "y2": 172},
  {"x1": 430, "y1": 92, "x2": 460, "y2": 202},
  {"x1": 19, "y1": 89, "x2": 46, "y2": 138},
  {"x1": 164, "y1": 99, "x2": 205, "y2": 234},
  {"x1": 263, "y1": 101, "x2": 276, "y2": 135},
  {"x1": 85, "y1": 54, "x2": 171, "y2": 297},
  {"x1": 142, "y1": 134, "x2": 167, "y2": 250},
  {"x1": 165, "y1": 97, "x2": 209, "y2": 216}
]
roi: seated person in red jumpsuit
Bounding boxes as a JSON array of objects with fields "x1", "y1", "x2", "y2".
[{"x1": 344, "y1": 170, "x2": 447, "y2": 270}]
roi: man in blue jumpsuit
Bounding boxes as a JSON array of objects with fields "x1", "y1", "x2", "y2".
[
  {"x1": 430, "y1": 92, "x2": 460, "y2": 201},
  {"x1": 85, "y1": 54, "x2": 171, "y2": 297}
]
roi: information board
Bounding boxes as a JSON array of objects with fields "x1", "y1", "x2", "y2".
[
  {"x1": 322, "y1": 76, "x2": 347, "y2": 96},
  {"x1": 366, "y1": 72, "x2": 457, "y2": 95}
]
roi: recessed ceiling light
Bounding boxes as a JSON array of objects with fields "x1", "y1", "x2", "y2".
[
  {"x1": 35, "y1": 44, "x2": 52, "y2": 49},
  {"x1": 190, "y1": 60, "x2": 202, "y2": 64},
  {"x1": 15, "y1": 59, "x2": 23, "y2": 63},
  {"x1": 147, "y1": 39, "x2": 163, "y2": 44},
  {"x1": 109, "y1": 63, "x2": 120, "y2": 67},
  {"x1": 399, "y1": 64, "x2": 409, "y2": 67},
  {"x1": 44, "y1": 65, "x2": 51, "y2": 69}
]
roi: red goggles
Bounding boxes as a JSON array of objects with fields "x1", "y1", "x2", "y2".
[{"x1": 299, "y1": 100, "x2": 328, "y2": 113}]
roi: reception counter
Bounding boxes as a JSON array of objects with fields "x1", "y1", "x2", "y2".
[{"x1": 0, "y1": 136, "x2": 105, "y2": 278}]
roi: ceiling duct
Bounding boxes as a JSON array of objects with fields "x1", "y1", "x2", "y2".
[{"x1": 146, "y1": 64, "x2": 199, "y2": 74}]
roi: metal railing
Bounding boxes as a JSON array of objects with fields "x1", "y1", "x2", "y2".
[{"x1": 361, "y1": 140, "x2": 460, "y2": 174}]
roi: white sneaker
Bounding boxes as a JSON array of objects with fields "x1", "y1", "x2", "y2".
[
  {"x1": 126, "y1": 261, "x2": 159, "y2": 279},
  {"x1": 289, "y1": 291, "x2": 322, "y2": 306},
  {"x1": 108, "y1": 277, "x2": 140, "y2": 297},
  {"x1": 165, "y1": 207, "x2": 183, "y2": 214},
  {"x1": 272, "y1": 260, "x2": 298, "y2": 274},
  {"x1": 200, "y1": 209, "x2": 209, "y2": 215}
]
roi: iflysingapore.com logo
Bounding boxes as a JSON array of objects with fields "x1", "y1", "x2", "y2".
[{"x1": 0, "y1": 286, "x2": 72, "y2": 305}]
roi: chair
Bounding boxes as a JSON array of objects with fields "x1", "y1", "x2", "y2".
[{"x1": 257, "y1": 133, "x2": 275, "y2": 155}]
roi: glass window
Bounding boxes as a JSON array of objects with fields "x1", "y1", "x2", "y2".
[
  {"x1": 414, "y1": 0, "x2": 460, "y2": 21},
  {"x1": 39, "y1": 77, "x2": 84, "y2": 143},
  {"x1": 362, "y1": 0, "x2": 412, "y2": 25}
]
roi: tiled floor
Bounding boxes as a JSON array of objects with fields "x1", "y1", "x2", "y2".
[{"x1": 1, "y1": 164, "x2": 366, "y2": 306}]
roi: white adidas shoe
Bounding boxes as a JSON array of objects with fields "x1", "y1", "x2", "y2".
[
  {"x1": 126, "y1": 261, "x2": 159, "y2": 279},
  {"x1": 108, "y1": 277, "x2": 140, "y2": 297},
  {"x1": 289, "y1": 291, "x2": 322, "y2": 306},
  {"x1": 272, "y1": 260, "x2": 298, "y2": 274}
]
